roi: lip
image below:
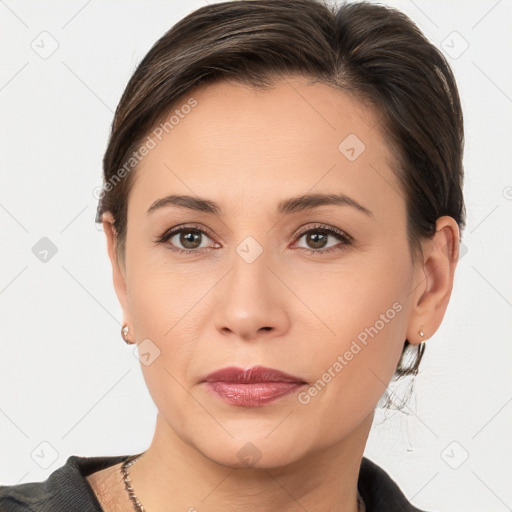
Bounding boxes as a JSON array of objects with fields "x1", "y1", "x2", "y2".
[
  {"x1": 204, "y1": 365, "x2": 306, "y2": 384},
  {"x1": 202, "y1": 366, "x2": 307, "y2": 407}
]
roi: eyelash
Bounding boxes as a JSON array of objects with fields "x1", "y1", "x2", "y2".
[{"x1": 154, "y1": 223, "x2": 353, "y2": 256}]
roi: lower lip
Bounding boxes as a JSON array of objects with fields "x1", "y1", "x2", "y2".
[{"x1": 205, "y1": 382, "x2": 306, "y2": 407}]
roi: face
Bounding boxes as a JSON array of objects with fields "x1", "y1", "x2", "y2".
[{"x1": 109, "y1": 77, "x2": 430, "y2": 468}]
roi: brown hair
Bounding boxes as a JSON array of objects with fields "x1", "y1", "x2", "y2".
[{"x1": 95, "y1": 0, "x2": 465, "y2": 377}]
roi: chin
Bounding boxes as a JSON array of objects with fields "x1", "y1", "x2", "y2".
[{"x1": 190, "y1": 428, "x2": 313, "y2": 470}]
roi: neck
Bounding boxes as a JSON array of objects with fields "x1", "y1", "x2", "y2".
[{"x1": 128, "y1": 412, "x2": 373, "y2": 512}]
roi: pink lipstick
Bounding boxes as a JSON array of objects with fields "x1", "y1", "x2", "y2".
[{"x1": 203, "y1": 366, "x2": 307, "y2": 407}]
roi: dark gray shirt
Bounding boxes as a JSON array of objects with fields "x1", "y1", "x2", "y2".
[{"x1": 0, "y1": 455, "x2": 429, "y2": 511}]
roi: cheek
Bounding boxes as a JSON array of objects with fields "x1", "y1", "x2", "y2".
[
  {"x1": 126, "y1": 269, "x2": 203, "y2": 432},
  {"x1": 127, "y1": 269, "x2": 204, "y2": 367},
  {"x1": 293, "y1": 249, "x2": 412, "y2": 419},
  {"x1": 125, "y1": 256, "x2": 218, "y2": 386},
  {"x1": 291, "y1": 243, "x2": 411, "y2": 348},
  {"x1": 125, "y1": 234, "x2": 206, "y2": 336}
]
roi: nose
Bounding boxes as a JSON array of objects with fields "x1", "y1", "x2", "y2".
[{"x1": 212, "y1": 249, "x2": 290, "y2": 342}]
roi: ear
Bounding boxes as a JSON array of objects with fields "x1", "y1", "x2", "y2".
[
  {"x1": 102, "y1": 212, "x2": 131, "y2": 326},
  {"x1": 406, "y1": 216, "x2": 460, "y2": 344}
]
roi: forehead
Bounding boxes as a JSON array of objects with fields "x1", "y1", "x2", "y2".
[{"x1": 129, "y1": 77, "x2": 403, "y2": 219}]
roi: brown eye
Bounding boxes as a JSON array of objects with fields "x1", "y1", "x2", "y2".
[
  {"x1": 178, "y1": 230, "x2": 203, "y2": 249},
  {"x1": 304, "y1": 231, "x2": 329, "y2": 249},
  {"x1": 293, "y1": 225, "x2": 353, "y2": 255},
  {"x1": 155, "y1": 224, "x2": 219, "y2": 254},
  {"x1": 169, "y1": 228, "x2": 213, "y2": 251}
]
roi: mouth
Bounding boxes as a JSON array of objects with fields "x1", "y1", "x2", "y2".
[{"x1": 202, "y1": 365, "x2": 308, "y2": 407}]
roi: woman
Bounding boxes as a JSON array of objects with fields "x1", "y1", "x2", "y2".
[{"x1": 0, "y1": 0, "x2": 464, "y2": 510}]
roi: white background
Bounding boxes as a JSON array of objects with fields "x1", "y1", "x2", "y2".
[{"x1": 0, "y1": 1, "x2": 511, "y2": 511}]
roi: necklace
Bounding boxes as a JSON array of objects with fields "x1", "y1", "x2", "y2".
[
  {"x1": 121, "y1": 453, "x2": 146, "y2": 512},
  {"x1": 121, "y1": 453, "x2": 366, "y2": 512}
]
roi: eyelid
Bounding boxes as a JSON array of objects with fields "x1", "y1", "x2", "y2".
[
  {"x1": 287, "y1": 223, "x2": 353, "y2": 256},
  {"x1": 157, "y1": 223, "x2": 212, "y2": 239},
  {"x1": 156, "y1": 222, "x2": 353, "y2": 254},
  {"x1": 291, "y1": 223, "x2": 354, "y2": 244},
  {"x1": 154, "y1": 223, "x2": 218, "y2": 248}
]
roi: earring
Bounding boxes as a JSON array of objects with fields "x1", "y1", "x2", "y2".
[
  {"x1": 121, "y1": 324, "x2": 133, "y2": 344},
  {"x1": 418, "y1": 329, "x2": 426, "y2": 358}
]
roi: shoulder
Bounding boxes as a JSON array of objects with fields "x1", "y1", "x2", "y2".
[
  {"x1": 0, "y1": 454, "x2": 130, "y2": 512},
  {"x1": 358, "y1": 457, "x2": 434, "y2": 512}
]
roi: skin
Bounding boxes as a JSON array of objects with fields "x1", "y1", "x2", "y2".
[{"x1": 87, "y1": 77, "x2": 460, "y2": 512}]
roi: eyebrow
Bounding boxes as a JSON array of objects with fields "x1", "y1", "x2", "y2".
[{"x1": 146, "y1": 193, "x2": 373, "y2": 217}]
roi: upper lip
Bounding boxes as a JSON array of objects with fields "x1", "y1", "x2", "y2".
[{"x1": 203, "y1": 365, "x2": 306, "y2": 384}]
